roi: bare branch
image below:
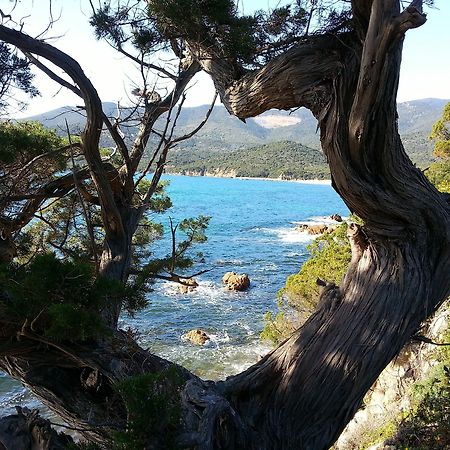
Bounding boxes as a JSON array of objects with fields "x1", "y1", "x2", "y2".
[
  {"x1": 116, "y1": 44, "x2": 178, "y2": 80},
  {"x1": 396, "y1": 0, "x2": 427, "y2": 33},
  {"x1": 7, "y1": 168, "x2": 90, "y2": 232},
  {"x1": 171, "y1": 91, "x2": 218, "y2": 145},
  {"x1": 412, "y1": 334, "x2": 450, "y2": 346},
  {"x1": 66, "y1": 119, "x2": 99, "y2": 272},
  {"x1": 127, "y1": 59, "x2": 201, "y2": 176},
  {"x1": 14, "y1": 142, "x2": 82, "y2": 179},
  {"x1": 25, "y1": 51, "x2": 132, "y2": 179}
]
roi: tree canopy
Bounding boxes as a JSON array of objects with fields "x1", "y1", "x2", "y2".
[{"x1": 0, "y1": 41, "x2": 38, "y2": 113}]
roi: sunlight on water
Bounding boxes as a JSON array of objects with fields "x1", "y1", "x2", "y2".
[{"x1": 0, "y1": 175, "x2": 348, "y2": 413}]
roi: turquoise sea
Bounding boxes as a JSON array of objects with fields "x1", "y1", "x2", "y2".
[{"x1": 0, "y1": 175, "x2": 349, "y2": 415}]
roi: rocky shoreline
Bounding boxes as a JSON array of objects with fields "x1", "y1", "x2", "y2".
[{"x1": 165, "y1": 170, "x2": 332, "y2": 184}]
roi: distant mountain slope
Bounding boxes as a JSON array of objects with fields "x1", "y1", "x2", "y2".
[
  {"x1": 397, "y1": 98, "x2": 448, "y2": 134},
  {"x1": 22, "y1": 98, "x2": 448, "y2": 172}
]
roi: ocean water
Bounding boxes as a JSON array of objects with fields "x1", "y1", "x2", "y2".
[{"x1": 0, "y1": 175, "x2": 348, "y2": 414}]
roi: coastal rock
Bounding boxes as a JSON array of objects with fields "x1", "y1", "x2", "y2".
[
  {"x1": 182, "y1": 329, "x2": 210, "y2": 345},
  {"x1": 179, "y1": 278, "x2": 198, "y2": 294},
  {"x1": 295, "y1": 223, "x2": 339, "y2": 235},
  {"x1": 334, "y1": 303, "x2": 450, "y2": 450},
  {"x1": 330, "y1": 214, "x2": 343, "y2": 222},
  {"x1": 222, "y1": 272, "x2": 250, "y2": 291}
]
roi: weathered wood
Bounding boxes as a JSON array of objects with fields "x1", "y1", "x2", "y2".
[{"x1": 0, "y1": 407, "x2": 73, "y2": 450}]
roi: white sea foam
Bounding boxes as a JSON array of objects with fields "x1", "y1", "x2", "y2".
[
  {"x1": 215, "y1": 258, "x2": 245, "y2": 266},
  {"x1": 172, "y1": 341, "x2": 273, "y2": 380},
  {"x1": 273, "y1": 227, "x2": 316, "y2": 243},
  {"x1": 253, "y1": 226, "x2": 314, "y2": 243},
  {"x1": 158, "y1": 279, "x2": 223, "y2": 300},
  {"x1": 208, "y1": 330, "x2": 231, "y2": 346}
]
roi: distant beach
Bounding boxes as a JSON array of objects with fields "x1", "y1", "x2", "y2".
[{"x1": 166, "y1": 172, "x2": 332, "y2": 185}]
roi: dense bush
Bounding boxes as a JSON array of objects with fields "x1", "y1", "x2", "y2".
[
  {"x1": 262, "y1": 222, "x2": 352, "y2": 344},
  {"x1": 0, "y1": 253, "x2": 146, "y2": 342}
]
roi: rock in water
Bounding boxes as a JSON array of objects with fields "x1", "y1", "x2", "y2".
[
  {"x1": 295, "y1": 223, "x2": 339, "y2": 235},
  {"x1": 222, "y1": 272, "x2": 250, "y2": 291},
  {"x1": 330, "y1": 214, "x2": 343, "y2": 222},
  {"x1": 183, "y1": 329, "x2": 210, "y2": 345},
  {"x1": 179, "y1": 278, "x2": 198, "y2": 294}
]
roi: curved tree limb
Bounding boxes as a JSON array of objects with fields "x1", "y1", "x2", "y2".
[
  {"x1": 188, "y1": 35, "x2": 344, "y2": 119},
  {"x1": 0, "y1": 25, "x2": 124, "y2": 241},
  {"x1": 3, "y1": 168, "x2": 90, "y2": 232}
]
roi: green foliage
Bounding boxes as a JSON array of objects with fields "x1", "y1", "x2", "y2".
[
  {"x1": 140, "y1": 215, "x2": 211, "y2": 277},
  {"x1": 17, "y1": 179, "x2": 172, "y2": 281},
  {"x1": 425, "y1": 159, "x2": 450, "y2": 193},
  {"x1": 91, "y1": 0, "x2": 351, "y2": 71},
  {"x1": 178, "y1": 215, "x2": 209, "y2": 245},
  {"x1": 113, "y1": 367, "x2": 185, "y2": 449},
  {"x1": 148, "y1": 0, "x2": 258, "y2": 65},
  {"x1": 425, "y1": 102, "x2": 450, "y2": 193},
  {"x1": 430, "y1": 102, "x2": 450, "y2": 158},
  {"x1": 45, "y1": 303, "x2": 105, "y2": 342},
  {"x1": 356, "y1": 418, "x2": 399, "y2": 450},
  {"x1": 260, "y1": 309, "x2": 298, "y2": 345},
  {"x1": 14, "y1": 192, "x2": 102, "y2": 263},
  {"x1": 0, "y1": 121, "x2": 66, "y2": 166},
  {"x1": 129, "y1": 180, "x2": 172, "y2": 269},
  {"x1": 262, "y1": 222, "x2": 351, "y2": 344},
  {"x1": 167, "y1": 140, "x2": 330, "y2": 180},
  {"x1": 281, "y1": 223, "x2": 351, "y2": 311},
  {"x1": 133, "y1": 218, "x2": 164, "y2": 247},
  {"x1": 134, "y1": 179, "x2": 172, "y2": 212},
  {"x1": 0, "y1": 42, "x2": 39, "y2": 112},
  {"x1": 379, "y1": 327, "x2": 450, "y2": 449},
  {"x1": 0, "y1": 253, "x2": 146, "y2": 341}
]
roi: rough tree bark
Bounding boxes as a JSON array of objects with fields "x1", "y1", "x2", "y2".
[{"x1": 1, "y1": 1, "x2": 450, "y2": 449}]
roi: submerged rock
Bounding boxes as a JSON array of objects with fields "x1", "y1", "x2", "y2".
[
  {"x1": 182, "y1": 329, "x2": 210, "y2": 345},
  {"x1": 222, "y1": 272, "x2": 250, "y2": 291}
]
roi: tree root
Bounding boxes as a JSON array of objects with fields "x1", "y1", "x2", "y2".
[
  {"x1": 0, "y1": 407, "x2": 74, "y2": 450},
  {"x1": 179, "y1": 378, "x2": 249, "y2": 449}
]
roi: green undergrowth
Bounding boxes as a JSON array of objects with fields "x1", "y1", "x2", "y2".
[
  {"x1": 262, "y1": 222, "x2": 352, "y2": 344},
  {"x1": 112, "y1": 366, "x2": 185, "y2": 450},
  {"x1": 69, "y1": 367, "x2": 186, "y2": 449},
  {"x1": 260, "y1": 297, "x2": 300, "y2": 345},
  {"x1": 354, "y1": 321, "x2": 450, "y2": 450},
  {"x1": 425, "y1": 159, "x2": 450, "y2": 193},
  {"x1": 281, "y1": 222, "x2": 351, "y2": 310},
  {"x1": 0, "y1": 253, "x2": 146, "y2": 342},
  {"x1": 382, "y1": 325, "x2": 450, "y2": 449}
]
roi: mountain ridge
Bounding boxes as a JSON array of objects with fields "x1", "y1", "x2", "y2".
[{"x1": 20, "y1": 98, "x2": 448, "y2": 178}]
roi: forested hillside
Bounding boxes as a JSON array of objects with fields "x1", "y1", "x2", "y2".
[
  {"x1": 23, "y1": 98, "x2": 448, "y2": 179},
  {"x1": 166, "y1": 141, "x2": 330, "y2": 179}
]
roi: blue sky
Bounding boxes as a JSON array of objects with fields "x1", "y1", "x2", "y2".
[{"x1": 5, "y1": 0, "x2": 450, "y2": 117}]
